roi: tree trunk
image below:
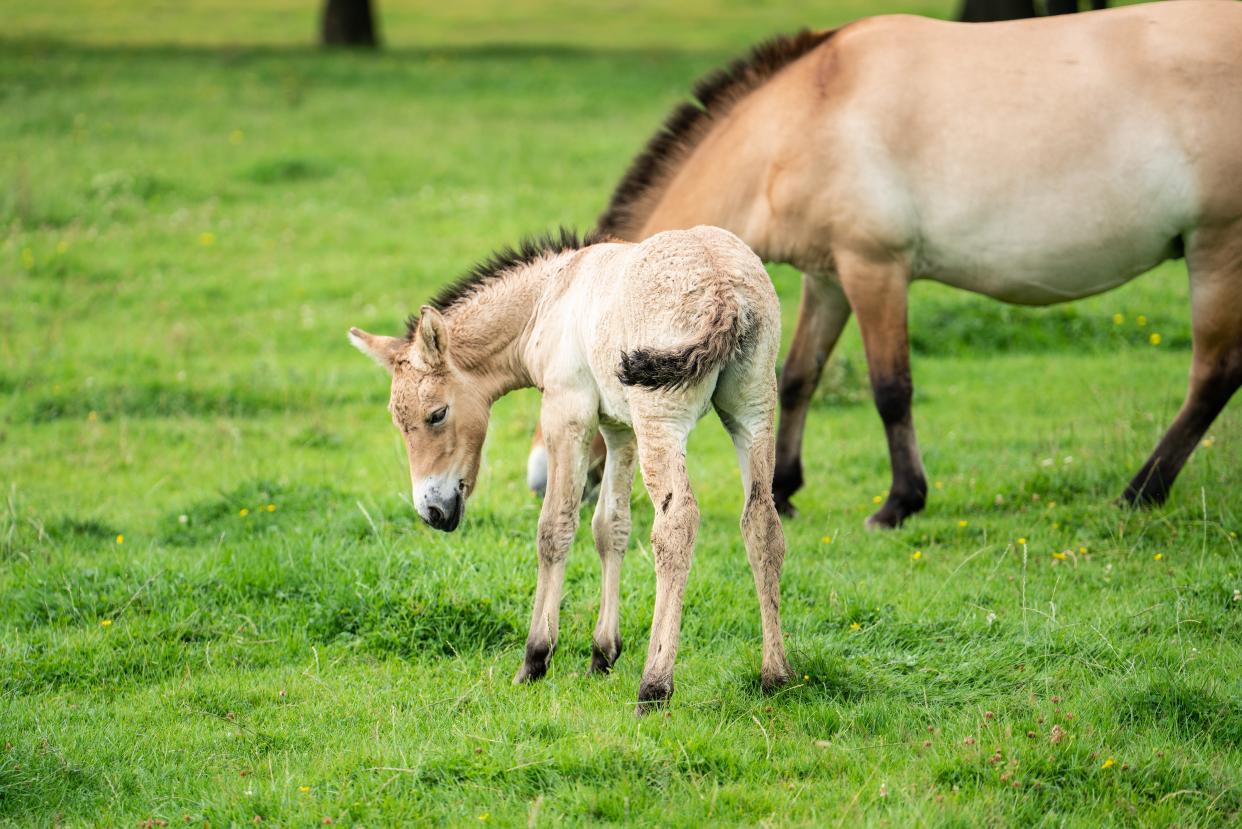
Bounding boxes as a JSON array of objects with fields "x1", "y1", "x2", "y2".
[
  {"x1": 321, "y1": 0, "x2": 379, "y2": 47},
  {"x1": 957, "y1": 0, "x2": 1038, "y2": 21}
]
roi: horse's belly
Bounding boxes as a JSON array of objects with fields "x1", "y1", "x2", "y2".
[
  {"x1": 911, "y1": 150, "x2": 1192, "y2": 306},
  {"x1": 919, "y1": 226, "x2": 1181, "y2": 306}
]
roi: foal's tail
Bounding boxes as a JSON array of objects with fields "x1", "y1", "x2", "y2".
[{"x1": 617, "y1": 284, "x2": 753, "y2": 392}]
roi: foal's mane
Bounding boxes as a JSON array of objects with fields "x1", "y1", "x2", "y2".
[
  {"x1": 406, "y1": 227, "x2": 607, "y2": 337},
  {"x1": 597, "y1": 28, "x2": 836, "y2": 237}
]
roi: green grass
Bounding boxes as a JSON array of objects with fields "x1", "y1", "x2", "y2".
[{"x1": 2, "y1": 1, "x2": 1240, "y2": 826}]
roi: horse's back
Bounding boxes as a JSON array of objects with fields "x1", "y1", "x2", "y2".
[{"x1": 780, "y1": 1, "x2": 1242, "y2": 301}]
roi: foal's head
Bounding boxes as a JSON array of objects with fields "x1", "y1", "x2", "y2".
[{"x1": 349, "y1": 307, "x2": 489, "y2": 532}]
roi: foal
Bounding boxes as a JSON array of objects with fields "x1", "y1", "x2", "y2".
[{"x1": 349, "y1": 225, "x2": 791, "y2": 711}]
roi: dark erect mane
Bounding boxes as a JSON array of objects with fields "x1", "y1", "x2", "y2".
[
  {"x1": 406, "y1": 227, "x2": 606, "y2": 337},
  {"x1": 597, "y1": 28, "x2": 835, "y2": 237}
]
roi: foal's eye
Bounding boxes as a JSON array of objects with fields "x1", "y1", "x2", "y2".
[{"x1": 427, "y1": 406, "x2": 448, "y2": 426}]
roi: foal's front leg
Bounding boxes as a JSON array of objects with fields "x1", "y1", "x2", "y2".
[
  {"x1": 514, "y1": 401, "x2": 595, "y2": 684},
  {"x1": 589, "y1": 426, "x2": 638, "y2": 674}
]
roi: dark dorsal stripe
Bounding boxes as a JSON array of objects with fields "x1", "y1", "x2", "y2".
[
  {"x1": 406, "y1": 227, "x2": 607, "y2": 337},
  {"x1": 597, "y1": 28, "x2": 836, "y2": 237}
]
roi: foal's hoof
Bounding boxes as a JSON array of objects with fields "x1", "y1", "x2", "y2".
[
  {"x1": 635, "y1": 679, "x2": 673, "y2": 717},
  {"x1": 761, "y1": 665, "x2": 793, "y2": 693},
  {"x1": 513, "y1": 643, "x2": 551, "y2": 684},
  {"x1": 588, "y1": 638, "x2": 622, "y2": 675}
]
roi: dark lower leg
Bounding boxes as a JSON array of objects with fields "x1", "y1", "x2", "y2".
[
  {"x1": 867, "y1": 373, "x2": 927, "y2": 529},
  {"x1": 772, "y1": 275, "x2": 851, "y2": 515},
  {"x1": 1124, "y1": 369, "x2": 1241, "y2": 507}
]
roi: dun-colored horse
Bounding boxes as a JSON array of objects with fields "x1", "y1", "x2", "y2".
[
  {"x1": 529, "y1": 0, "x2": 1242, "y2": 527},
  {"x1": 350, "y1": 226, "x2": 791, "y2": 711}
]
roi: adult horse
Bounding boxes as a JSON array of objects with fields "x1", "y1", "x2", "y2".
[{"x1": 527, "y1": 0, "x2": 1242, "y2": 527}]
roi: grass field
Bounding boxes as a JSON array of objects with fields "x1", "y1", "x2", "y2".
[{"x1": 3, "y1": 1, "x2": 1241, "y2": 826}]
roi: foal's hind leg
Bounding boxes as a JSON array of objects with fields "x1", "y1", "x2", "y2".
[
  {"x1": 589, "y1": 425, "x2": 638, "y2": 674},
  {"x1": 631, "y1": 407, "x2": 699, "y2": 714},
  {"x1": 772, "y1": 274, "x2": 853, "y2": 516},
  {"x1": 717, "y1": 380, "x2": 793, "y2": 691},
  {"x1": 1124, "y1": 229, "x2": 1242, "y2": 506}
]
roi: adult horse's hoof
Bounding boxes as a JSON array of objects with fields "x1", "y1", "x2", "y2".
[
  {"x1": 864, "y1": 508, "x2": 903, "y2": 530},
  {"x1": 774, "y1": 495, "x2": 798, "y2": 518}
]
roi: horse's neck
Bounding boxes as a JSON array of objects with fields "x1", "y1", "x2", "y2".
[
  {"x1": 444, "y1": 261, "x2": 551, "y2": 400},
  {"x1": 627, "y1": 161, "x2": 776, "y2": 263}
]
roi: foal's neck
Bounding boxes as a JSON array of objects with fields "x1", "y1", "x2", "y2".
[{"x1": 442, "y1": 255, "x2": 565, "y2": 401}]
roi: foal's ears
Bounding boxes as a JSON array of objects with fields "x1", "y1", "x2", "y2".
[
  {"x1": 348, "y1": 327, "x2": 406, "y2": 374},
  {"x1": 411, "y1": 306, "x2": 448, "y2": 369}
]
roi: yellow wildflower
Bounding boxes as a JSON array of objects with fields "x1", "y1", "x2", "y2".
[
  {"x1": 934, "y1": 481, "x2": 944, "y2": 490},
  {"x1": 239, "y1": 508, "x2": 250, "y2": 517},
  {"x1": 266, "y1": 503, "x2": 276, "y2": 512},
  {"x1": 849, "y1": 622, "x2": 861, "y2": 631},
  {"x1": 100, "y1": 619, "x2": 113, "y2": 627},
  {"x1": 1136, "y1": 315, "x2": 1147, "y2": 327},
  {"x1": 872, "y1": 495, "x2": 883, "y2": 504},
  {"x1": 911, "y1": 550, "x2": 923, "y2": 561},
  {"x1": 1150, "y1": 333, "x2": 1162, "y2": 346},
  {"x1": 1101, "y1": 757, "x2": 1116, "y2": 769},
  {"x1": 1017, "y1": 537, "x2": 1027, "y2": 546},
  {"x1": 1202, "y1": 437, "x2": 1214, "y2": 448},
  {"x1": 298, "y1": 786, "x2": 310, "y2": 794},
  {"x1": 958, "y1": 520, "x2": 968, "y2": 528},
  {"x1": 1112, "y1": 313, "x2": 1124, "y2": 325},
  {"x1": 821, "y1": 535, "x2": 832, "y2": 544},
  {"x1": 1153, "y1": 553, "x2": 1163, "y2": 561},
  {"x1": 116, "y1": 534, "x2": 124, "y2": 544},
  {"x1": 1079, "y1": 546, "x2": 1087, "y2": 554},
  {"x1": 1052, "y1": 552, "x2": 1068, "y2": 561}
]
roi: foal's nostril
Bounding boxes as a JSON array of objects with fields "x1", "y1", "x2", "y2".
[{"x1": 427, "y1": 504, "x2": 446, "y2": 528}]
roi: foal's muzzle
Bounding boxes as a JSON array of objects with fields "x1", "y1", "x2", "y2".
[{"x1": 423, "y1": 491, "x2": 463, "y2": 532}]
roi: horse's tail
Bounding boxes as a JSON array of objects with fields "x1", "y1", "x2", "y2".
[{"x1": 617, "y1": 282, "x2": 753, "y2": 392}]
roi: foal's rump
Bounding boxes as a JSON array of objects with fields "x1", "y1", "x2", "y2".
[{"x1": 615, "y1": 226, "x2": 777, "y2": 392}]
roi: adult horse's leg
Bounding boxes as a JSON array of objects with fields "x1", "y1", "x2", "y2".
[
  {"x1": 1123, "y1": 229, "x2": 1242, "y2": 506},
  {"x1": 837, "y1": 252, "x2": 928, "y2": 529},
  {"x1": 772, "y1": 273, "x2": 852, "y2": 516},
  {"x1": 589, "y1": 425, "x2": 638, "y2": 674}
]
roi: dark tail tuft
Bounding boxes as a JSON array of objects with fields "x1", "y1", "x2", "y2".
[{"x1": 617, "y1": 308, "x2": 754, "y2": 391}]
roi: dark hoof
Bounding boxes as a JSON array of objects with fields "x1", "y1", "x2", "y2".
[
  {"x1": 774, "y1": 494, "x2": 798, "y2": 518},
  {"x1": 761, "y1": 667, "x2": 792, "y2": 693},
  {"x1": 513, "y1": 642, "x2": 551, "y2": 684},
  {"x1": 589, "y1": 638, "x2": 621, "y2": 675},
  {"x1": 865, "y1": 491, "x2": 926, "y2": 530},
  {"x1": 865, "y1": 510, "x2": 901, "y2": 530},
  {"x1": 772, "y1": 461, "x2": 803, "y2": 518},
  {"x1": 1121, "y1": 484, "x2": 1168, "y2": 509},
  {"x1": 635, "y1": 679, "x2": 673, "y2": 717}
]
